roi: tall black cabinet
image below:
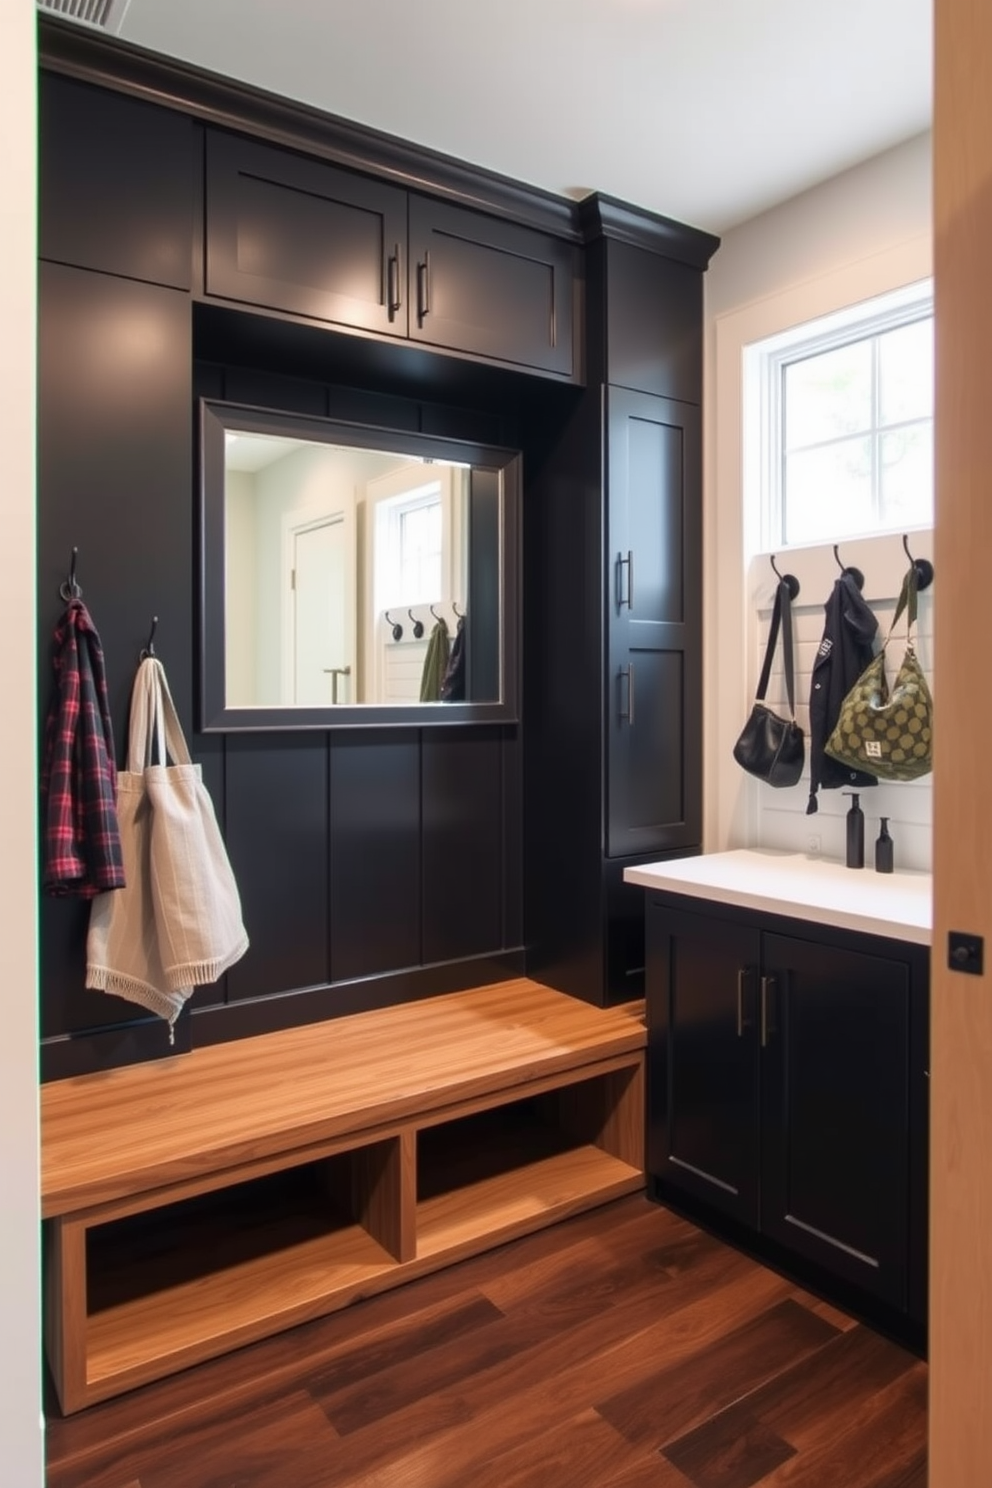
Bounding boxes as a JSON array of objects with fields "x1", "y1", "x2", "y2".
[{"x1": 524, "y1": 202, "x2": 718, "y2": 1006}]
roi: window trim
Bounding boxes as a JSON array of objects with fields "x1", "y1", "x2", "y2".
[{"x1": 745, "y1": 277, "x2": 934, "y2": 554}]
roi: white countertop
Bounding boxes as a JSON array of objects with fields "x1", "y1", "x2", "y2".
[{"x1": 624, "y1": 849, "x2": 932, "y2": 945}]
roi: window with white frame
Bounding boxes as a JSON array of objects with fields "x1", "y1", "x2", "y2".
[{"x1": 746, "y1": 280, "x2": 933, "y2": 551}]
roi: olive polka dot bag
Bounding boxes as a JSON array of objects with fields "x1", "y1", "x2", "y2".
[{"x1": 824, "y1": 566, "x2": 933, "y2": 782}]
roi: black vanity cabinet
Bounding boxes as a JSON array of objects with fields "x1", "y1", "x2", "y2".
[
  {"x1": 646, "y1": 897, "x2": 929, "y2": 1328},
  {"x1": 204, "y1": 131, "x2": 578, "y2": 377}
]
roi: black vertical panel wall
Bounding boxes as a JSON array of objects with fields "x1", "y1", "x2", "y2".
[
  {"x1": 422, "y1": 728, "x2": 504, "y2": 963},
  {"x1": 223, "y1": 737, "x2": 331, "y2": 1000},
  {"x1": 38, "y1": 263, "x2": 192, "y2": 1046},
  {"x1": 329, "y1": 731, "x2": 422, "y2": 982}
]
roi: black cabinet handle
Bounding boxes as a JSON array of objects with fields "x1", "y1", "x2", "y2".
[
  {"x1": 417, "y1": 251, "x2": 431, "y2": 323},
  {"x1": 387, "y1": 245, "x2": 401, "y2": 318},
  {"x1": 760, "y1": 974, "x2": 775, "y2": 1047},
  {"x1": 737, "y1": 968, "x2": 747, "y2": 1037},
  {"x1": 616, "y1": 550, "x2": 634, "y2": 611},
  {"x1": 618, "y1": 664, "x2": 635, "y2": 725}
]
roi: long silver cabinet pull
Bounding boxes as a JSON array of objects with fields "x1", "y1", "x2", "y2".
[
  {"x1": 387, "y1": 245, "x2": 401, "y2": 316},
  {"x1": 616, "y1": 550, "x2": 634, "y2": 610},
  {"x1": 417, "y1": 251, "x2": 431, "y2": 322},
  {"x1": 618, "y1": 665, "x2": 635, "y2": 725},
  {"x1": 760, "y1": 974, "x2": 775, "y2": 1048},
  {"x1": 627, "y1": 549, "x2": 634, "y2": 610}
]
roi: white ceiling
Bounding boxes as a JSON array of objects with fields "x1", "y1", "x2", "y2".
[{"x1": 112, "y1": 0, "x2": 932, "y2": 235}]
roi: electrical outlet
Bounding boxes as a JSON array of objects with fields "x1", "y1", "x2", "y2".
[{"x1": 807, "y1": 835, "x2": 821, "y2": 855}]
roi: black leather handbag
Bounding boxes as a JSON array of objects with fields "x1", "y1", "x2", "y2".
[{"x1": 733, "y1": 577, "x2": 805, "y2": 788}]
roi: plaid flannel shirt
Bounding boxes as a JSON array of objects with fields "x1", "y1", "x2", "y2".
[{"x1": 41, "y1": 599, "x2": 125, "y2": 897}]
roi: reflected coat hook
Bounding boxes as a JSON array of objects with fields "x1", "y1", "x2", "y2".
[
  {"x1": 452, "y1": 601, "x2": 464, "y2": 620},
  {"x1": 385, "y1": 610, "x2": 403, "y2": 642},
  {"x1": 141, "y1": 616, "x2": 158, "y2": 660},
  {"x1": 902, "y1": 534, "x2": 934, "y2": 592},
  {"x1": 429, "y1": 603, "x2": 444, "y2": 624},
  {"x1": 769, "y1": 554, "x2": 800, "y2": 601},
  {"x1": 408, "y1": 609, "x2": 424, "y2": 639},
  {"x1": 832, "y1": 544, "x2": 865, "y2": 591},
  {"x1": 60, "y1": 546, "x2": 82, "y2": 602}
]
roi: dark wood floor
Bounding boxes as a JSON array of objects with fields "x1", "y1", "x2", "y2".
[{"x1": 45, "y1": 1195, "x2": 927, "y2": 1488}]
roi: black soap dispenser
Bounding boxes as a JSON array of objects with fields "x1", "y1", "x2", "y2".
[
  {"x1": 875, "y1": 818, "x2": 894, "y2": 874},
  {"x1": 843, "y1": 791, "x2": 865, "y2": 869}
]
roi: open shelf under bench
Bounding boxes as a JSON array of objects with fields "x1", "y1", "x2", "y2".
[{"x1": 41, "y1": 978, "x2": 646, "y2": 1413}]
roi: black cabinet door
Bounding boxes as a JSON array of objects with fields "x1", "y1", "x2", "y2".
[
  {"x1": 760, "y1": 933, "x2": 911, "y2": 1310},
  {"x1": 606, "y1": 390, "x2": 701, "y2": 857},
  {"x1": 40, "y1": 73, "x2": 194, "y2": 289},
  {"x1": 647, "y1": 903, "x2": 760, "y2": 1227},
  {"x1": 408, "y1": 196, "x2": 576, "y2": 376},
  {"x1": 604, "y1": 240, "x2": 703, "y2": 403},
  {"x1": 205, "y1": 131, "x2": 408, "y2": 336}
]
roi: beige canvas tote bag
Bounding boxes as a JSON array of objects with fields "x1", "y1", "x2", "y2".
[{"x1": 86, "y1": 657, "x2": 248, "y2": 1039}]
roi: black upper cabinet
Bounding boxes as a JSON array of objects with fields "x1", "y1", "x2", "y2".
[
  {"x1": 607, "y1": 389, "x2": 702, "y2": 857},
  {"x1": 204, "y1": 130, "x2": 579, "y2": 379},
  {"x1": 407, "y1": 196, "x2": 576, "y2": 377},
  {"x1": 603, "y1": 241, "x2": 703, "y2": 402},
  {"x1": 39, "y1": 73, "x2": 194, "y2": 289},
  {"x1": 205, "y1": 132, "x2": 407, "y2": 337}
]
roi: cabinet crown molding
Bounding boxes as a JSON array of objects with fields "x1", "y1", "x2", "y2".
[
  {"x1": 578, "y1": 193, "x2": 720, "y2": 270},
  {"x1": 39, "y1": 14, "x2": 720, "y2": 262}
]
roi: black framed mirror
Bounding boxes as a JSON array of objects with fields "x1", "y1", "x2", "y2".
[{"x1": 199, "y1": 400, "x2": 520, "y2": 729}]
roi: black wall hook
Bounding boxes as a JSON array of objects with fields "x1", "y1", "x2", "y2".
[
  {"x1": 832, "y1": 544, "x2": 865, "y2": 591},
  {"x1": 385, "y1": 610, "x2": 403, "y2": 642},
  {"x1": 408, "y1": 609, "x2": 424, "y2": 639},
  {"x1": 902, "y1": 534, "x2": 934, "y2": 592},
  {"x1": 429, "y1": 603, "x2": 444, "y2": 623},
  {"x1": 141, "y1": 616, "x2": 158, "y2": 659},
  {"x1": 770, "y1": 554, "x2": 800, "y2": 601},
  {"x1": 59, "y1": 546, "x2": 82, "y2": 602}
]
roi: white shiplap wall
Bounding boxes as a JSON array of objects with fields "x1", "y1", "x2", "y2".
[{"x1": 746, "y1": 532, "x2": 934, "y2": 871}]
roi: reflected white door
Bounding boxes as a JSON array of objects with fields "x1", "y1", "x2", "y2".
[{"x1": 293, "y1": 516, "x2": 353, "y2": 704}]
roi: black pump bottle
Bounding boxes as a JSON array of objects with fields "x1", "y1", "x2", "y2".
[{"x1": 843, "y1": 792, "x2": 865, "y2": 869}]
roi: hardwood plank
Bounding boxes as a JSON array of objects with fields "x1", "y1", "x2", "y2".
[
  {"x1": 42, "y1": 980, "x2": 645, "y2": 1215},
  {"x1": 596, "y1": 1299, "x2": 840, "y2": 1451},
  {"x1": 664, "y1": 1412, "x2": 796, "y2": 1488},
  {"x1": 661, "y1": 1320, "x2": 918, "y2": 1486},
  {"x1": 45, "y1": 1216, "x2": 88, "y2": 1416},
  {"x1": 756, "y1": 1364, "x2": 927, "y2": 1486},
  {"x1": 299, "y1": 1246, "x2": 790, "y2": 1485},
  {"x1": 51, "y1": 1391, "x2": 339, "y2": 1488}
]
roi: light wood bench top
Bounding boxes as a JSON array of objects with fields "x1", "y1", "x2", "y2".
[{"x1": 41, "y1": 978, "x2": 646, "y2": 1218}]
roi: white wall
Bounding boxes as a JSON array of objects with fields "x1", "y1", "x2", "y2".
[
  {"x1": 225, "y1": 468, "x2": 258, "y2": 704},
  {"x1": 0, "y1": 3, "x2": 43, "y2": 1483},
  {"x1": 704, "y1": 131, "x2": 933, "y2": 856}
]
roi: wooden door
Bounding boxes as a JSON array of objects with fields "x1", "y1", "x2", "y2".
[
  {"x1": 759, "y1": 934, "x2": 910, "y2": 1309},
  {"x1": 932, "y1": 0, "x2": 992, "y2": 1475},
  {"x1": 646, "y1": 903, "x2": 760, "y2": 1227},
  {"x1": 606, "y1": 389, "x2": 702, "y2": 857},
  {"x1": 407, "y1": 195, "x2": 576, "y2": 376},
  {"x1": 205, "y1": 131, "x2": 407, "y2": 336}
]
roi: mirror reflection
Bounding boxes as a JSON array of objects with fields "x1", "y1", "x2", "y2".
[
  {"x1": 199, "y1": 402, "x2": 518, "y2": 730},
  {"x1": 225, "y1": 434, "x2": 472, "y2": 707}
]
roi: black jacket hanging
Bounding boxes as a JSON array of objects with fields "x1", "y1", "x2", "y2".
[{"x1": 806, "y1": 570, "x2": 880, "y2": 814}]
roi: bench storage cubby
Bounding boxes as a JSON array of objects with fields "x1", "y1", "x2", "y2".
[{"x1": 42, "y1": 979, "x2": 645, "y2": 1413}]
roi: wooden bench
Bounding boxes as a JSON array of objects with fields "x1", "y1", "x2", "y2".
[{"x1": 41, "y1": 978, "x2": 646, "y2": 1414}]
